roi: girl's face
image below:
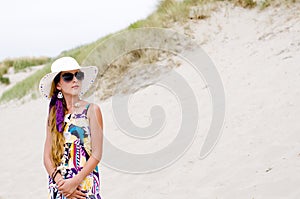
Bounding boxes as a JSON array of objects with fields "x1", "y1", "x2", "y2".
[{"x1": 56, "y1": 69, "x2": 83, "y2": 97}]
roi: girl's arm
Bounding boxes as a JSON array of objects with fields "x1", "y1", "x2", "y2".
[
  {"x1": 75, "y1": 103, "x2": 104, "y2": 181},
  {"x1": 57, "y1": 103, "x2": 103, "y2": 197},
  {"x1": 43, "y1": 117, "x2": 58, "y2": 179}
]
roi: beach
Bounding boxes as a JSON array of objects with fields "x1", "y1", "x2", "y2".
[{"x1": 0, "y1": 1, "x2": 300, "y2": 198}]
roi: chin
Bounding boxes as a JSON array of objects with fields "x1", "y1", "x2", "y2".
[
  {"x1": 70, "y1": 91, "x2": 81, "y2": 96},
  {"x1": 73, "y1": 92, "x2": 81, "y2": 96}
]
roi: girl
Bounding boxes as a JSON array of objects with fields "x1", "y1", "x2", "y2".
[{"x1": 39, "y1": 56, "x2": 103, "y2": 199}]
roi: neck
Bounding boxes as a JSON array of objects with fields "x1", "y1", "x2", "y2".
[{"x1": 64, "y1": 94, "x2": 81, "y2": 110}]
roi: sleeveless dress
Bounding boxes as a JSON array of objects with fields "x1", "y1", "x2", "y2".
[{"x1": 48, "y1": 104, "x2": 101, "y2": 199}]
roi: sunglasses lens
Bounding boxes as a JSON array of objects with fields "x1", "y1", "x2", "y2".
[
  {"x1": 61, "y1": 71, "x2": 85, "y2": 82},
  {"x1": 62, "y1": 73, "x2": 74, "y2": 82},
  {"x1": 75, "y1": 71, "x2": 84, "y2": 80}
]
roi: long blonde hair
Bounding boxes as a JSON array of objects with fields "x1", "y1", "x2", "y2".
[{"x1": 48, "y1": 73, "x2": 67, "y2": 167}]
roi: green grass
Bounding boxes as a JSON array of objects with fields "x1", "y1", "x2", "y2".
[
  {"x1": 259, "y1": 0, "x2": 271, "y2": 9},
  {"x1": 59, "y1": 34, "x2": 114, "y2": 64},
  {"x1": 2, "y1": 56, "x2": 50, "y2": 73},
  {"x1": 230, "y1": 0, "x2": 299, "y2": 9},
  {"x1": 0, "y1": 75, "x2": 10, "y2": 85},
  {"x1": 0, "y1": 36, "x2": 111, "y2": 103},
  {"x1": 127, "y1": 0, "x2": 274, "y2": 29},
  {"x1": 129, "y1": 0, "x2": 191, "y2": 28},
  {"x1": 0, "y1": 62, "x2": 10, "y2": 76},
  {"x1": 0, "y1": 63, "x2": 51, "y2": 102},
  {"x1": 231, "y1": 0, "x2": 257, "y2": 8},
  {"x1": 0, "y1": 56, "x2": 51, "y2": 86}
]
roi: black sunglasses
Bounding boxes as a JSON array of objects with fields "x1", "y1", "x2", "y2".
[{"x1": 61, "y1": 71, "x2": 85, "y2": 82}]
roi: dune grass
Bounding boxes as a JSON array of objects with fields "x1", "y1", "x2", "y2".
[
  {"x1": 129, "y1": 0, "x2": 192, "y2": 29},
  {"x1": 0, "y1": 62, "x2": 11, "y2": 84},
  {"x1": 0, "y1": 37, "x2": 109, "y2": 103},
  {"x1": 2, "y1": 56, "x2": 50, "y2": 73},
  {"x1": 0, "y1": 76, "x2": 10, "y2": 85},
  {"x1": 0, "y1": 63, "x2": 51, "y2": 102},
  {"x1": 0, "y1": 62, "x2": 10, "y2": 84},
  {"x1": 0, "y1": 0, "x2": 298, "y2": 103},
  {"x1": 128, "y1": 0, "x2": 278, "y2": 30},
  {"x1": 0, "y1": 56, "x2": 50, "y2": 86},
  {"x1": 0, "y1": 63, "x2": 10, "y2": 76}
]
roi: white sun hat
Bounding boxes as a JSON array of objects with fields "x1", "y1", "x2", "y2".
[{"x1": 39, "y1": 56, "x2": 98, "y2": 100}]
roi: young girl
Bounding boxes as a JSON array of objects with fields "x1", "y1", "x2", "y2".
[{"x1": 39, "y1": 57, "x2": 103, "y2": 199}]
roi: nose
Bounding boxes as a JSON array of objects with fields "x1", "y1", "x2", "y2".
[{"x1": 72, "y1": 75, "x2": 78, "y2": 82}]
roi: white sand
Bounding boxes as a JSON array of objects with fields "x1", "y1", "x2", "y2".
[{"x1": 0, "y1": 2, "x2": 300, "y2": 199}]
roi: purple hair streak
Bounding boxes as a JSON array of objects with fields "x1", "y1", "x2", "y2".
[{"x1": 49, "y1": 93, "x2": 65, "y2": 133}]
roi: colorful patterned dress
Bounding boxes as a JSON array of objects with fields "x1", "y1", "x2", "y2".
[{"x1": 48, "y1": 104, "x2": 101, "y2": 199}]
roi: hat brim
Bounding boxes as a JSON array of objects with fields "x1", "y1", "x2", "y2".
[{"x1": 39, "y1": 66, "x2": 98, "y2": 100}]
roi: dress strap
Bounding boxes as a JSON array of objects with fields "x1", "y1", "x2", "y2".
[{"x1": 82, "y1": 103, "x2": 91, "y2": 115}]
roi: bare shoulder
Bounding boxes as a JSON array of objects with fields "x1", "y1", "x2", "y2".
[
  {"x1": 87, "y1": 103, "x2": 103, "y2": 119},
  {"x1": 87, "y1": 103, "x2": 103, "y2": 131}
]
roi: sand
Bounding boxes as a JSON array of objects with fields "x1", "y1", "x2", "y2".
[{"x1": 0, "y1": 2, "x2": 300, "y2": 199}]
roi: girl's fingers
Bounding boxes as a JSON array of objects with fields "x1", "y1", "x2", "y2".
[
  {"x1": 70, "y1": 190, "x2": 87, "y2": 199},
  {"x1": 57, "y1": 179, "x2": 65, "y2": 187},
  {"x1": 78, "y1": 190, "x2": 87, "y2": 197},
  {"x1": 57, "y1": 184, "x2": 64, "y2": 191}
]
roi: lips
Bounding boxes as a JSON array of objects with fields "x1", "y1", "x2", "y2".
[{"x1": 72, "y1": 85, "x2": 79, "y2": 88}]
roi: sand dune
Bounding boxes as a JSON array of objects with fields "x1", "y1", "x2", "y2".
[{"x1": 0, "y1": 65, "x2": 45, "y2": 97}]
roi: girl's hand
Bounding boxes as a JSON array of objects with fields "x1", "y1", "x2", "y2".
[
  {"x1": 57, "y1": 177, "x2": 81, "y2": 198},
  {"x1": 67, "y1": 185, "x2": 87, "y2": 199}
]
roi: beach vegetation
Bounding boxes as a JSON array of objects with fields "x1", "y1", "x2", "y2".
[
  {"x1": 2, "y1": 56, "x2": 50, "y2": 72},
  {"x1": 0, "y1": 75, "x2": 10, "y2": 85},
  {"x1": 0, "y1": 63, "x2": 50, "y2": 102},
  {"x1": 0, "y1": 62, "x2": 10, "y2": 76}
]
